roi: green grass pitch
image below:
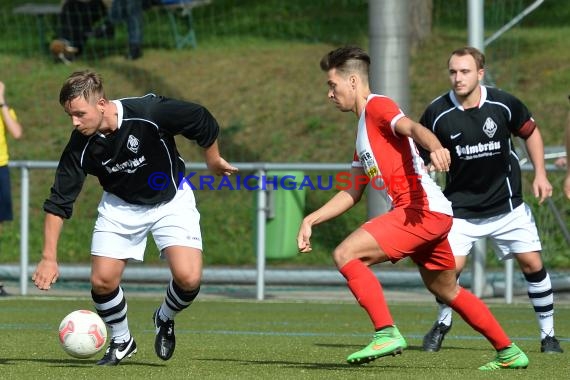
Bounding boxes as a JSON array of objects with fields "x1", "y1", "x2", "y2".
[{"x1": 1, "y1": 295, "x2": 569, "y2": 379}]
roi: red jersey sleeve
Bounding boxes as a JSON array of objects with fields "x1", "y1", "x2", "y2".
[{"x1": 365, "y1": 96, "x2": 404, "y2": 133}]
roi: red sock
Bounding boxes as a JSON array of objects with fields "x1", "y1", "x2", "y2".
[
  {"x1": 339, "y1": 259, "x2": 393, "y2": 330},
  {"x1": 449, "y1": 287, "x2": 511, "y2": 350}
]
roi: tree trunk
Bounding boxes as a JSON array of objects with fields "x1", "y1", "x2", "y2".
[{"x1": 409, "y1": 0, "x2": 433, "y2": 51}]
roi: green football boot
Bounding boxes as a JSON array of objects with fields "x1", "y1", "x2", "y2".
[
  {"x1": 347, "y1": 326, "x2": 408, "y2": 365},
  {"x1": 478, "y1": 343, "x2": 529, "y2": 370}
]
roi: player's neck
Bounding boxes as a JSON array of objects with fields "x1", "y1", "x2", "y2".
[
  {"x1": 100, "y1": 102, "x2": 119, "y2": 135},
  {"x1": 355, "y1": 90, "x2": 371, "y2": 117},
  {"x1": 458, "y1": 87, "x2": 481, "y2": 109}
]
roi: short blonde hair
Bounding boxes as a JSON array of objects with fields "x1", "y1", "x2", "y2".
[{"x1": 59, "y1": 70, "x2": 105, "y2": 106}]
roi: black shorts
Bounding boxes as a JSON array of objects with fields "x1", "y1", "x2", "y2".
[{"x1": 0, "y1": 166, "x2": 13, "y2": 222}]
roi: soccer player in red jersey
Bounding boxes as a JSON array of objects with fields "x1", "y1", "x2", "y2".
[{"x1": 296, "y1": 46, "x2": 528, "y2": 370}]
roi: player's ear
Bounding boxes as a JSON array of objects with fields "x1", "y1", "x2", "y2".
[
  {"x1": 96, "y1": 97, "x2": 106, "y2": 107},
  {"x1": 349, "y1": 74, "x2": 357, "y2": 89}
]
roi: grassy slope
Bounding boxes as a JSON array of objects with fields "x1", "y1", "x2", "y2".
[{"x1": 0, "y1": 1, "x2": 569, "y2": 268}]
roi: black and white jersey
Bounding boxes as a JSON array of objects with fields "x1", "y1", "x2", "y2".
[
  {"x1": 44, "y1": 94, "x2": 219, "y2": 219},
  {"x1": 420, "y1": 85, "x2": 536, "y2": 219}
]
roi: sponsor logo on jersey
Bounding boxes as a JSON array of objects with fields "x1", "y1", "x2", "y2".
[
  {"x1": 455, "y1": 141, "x2": 501, "y2": 159},
  {"x1": 359, "y1": 151, "x2": 379, "y2": 178},
  {"x1": 105, "y1": 155, "x2": 147, "y2": 173},
  {"x1": 366, "y1": 166, "x2": 379, "y2": 178}
]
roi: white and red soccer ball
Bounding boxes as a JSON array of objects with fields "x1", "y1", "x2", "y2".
[{"x1": 58, "y1": 310, "x2": 107, "y2": 358}]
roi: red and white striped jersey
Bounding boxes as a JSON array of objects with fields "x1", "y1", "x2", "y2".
[{"x1": 352, "y1": 94, "x2": 452, "y2": 215}]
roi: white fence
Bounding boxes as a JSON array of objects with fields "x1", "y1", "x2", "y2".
[{"x1": 7, "y1": 159, "x2": 568, "y2": 300}]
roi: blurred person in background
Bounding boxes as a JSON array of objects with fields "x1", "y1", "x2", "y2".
[
  {"x1": 50, "y1": 0, "x2": 107, "y2": 63},
  {"x1": 0, "y1": 81, "x2": 23, "y2": 296},
  {"x1": 90, "y1": 0, "x2": 147, "y2": 60}
]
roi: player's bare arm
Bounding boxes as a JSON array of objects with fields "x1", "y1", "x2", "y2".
[
  {"x1": 297, "y1": 191, "x2": 356, "y2": 253},
  {"x1": 203, "y1": 140, "x2": 238, "y2": 176},
  {"x1": 395, "y1": 117, "x2": 451, "y2": 172},
  {"x1": 32, "y1": 213, "x2": 64, "y2": 290},
  {"x1": 297, "y1": 167, "x2": 366, "y2": 253},
  {"x1": 0, "y1": 81, "x2": 23, "y2": 139},
  {"x1": 524, "y1": 128, "x2": 552, "y2": 204}
]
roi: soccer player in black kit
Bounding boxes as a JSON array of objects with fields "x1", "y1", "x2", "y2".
[
  {"x1": 32, "y1": 70, "x2": 238, "y2": 365},
  {"x1": 419, "y1": 47, "x2": 562, "y2": 354}
]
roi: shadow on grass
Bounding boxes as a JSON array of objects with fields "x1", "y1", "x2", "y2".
[
  {"x1": 0, "y1": 357, "x2": 164, "y2": 367},
  {"x1": 196, "y1": 356, "x2": 394, "y2": 371},
  {"x1": 313, "y1": 342, "x2": 488, "y2": 352},
  {"x1": 195, "y1": 355, "x2": 482, "y2": 371}
]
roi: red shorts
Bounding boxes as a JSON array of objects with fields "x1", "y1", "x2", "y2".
[{"x1": 362, "y1": 208, "x2": 455, "y2": 270}]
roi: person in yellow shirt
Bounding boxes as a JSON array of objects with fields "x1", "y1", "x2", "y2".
[{"x1": 0, "y1": 81, "x2": 23, "y2": 296}]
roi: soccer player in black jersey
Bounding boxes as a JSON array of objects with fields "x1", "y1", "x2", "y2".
[
  {"x1": 419, "y1": 47, "x2": 562, "y2": 354},
  {"x1": 32, "y1": 70, "x2": 238, "y2": 365}
]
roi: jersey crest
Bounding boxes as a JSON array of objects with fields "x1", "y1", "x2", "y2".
[
  {"x1": 127, "y1": 134, "x2": 140, "y2": 154},
  {"x1": 483, "y1": 117, "x2": 498, "y2": 138}
]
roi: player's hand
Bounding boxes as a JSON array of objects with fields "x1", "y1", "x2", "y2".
[
  {"x1": 297, "y1": 220, "x2": 313, "y2": 253},
  {"x1": 532, "y1": 175, "x2": 553, "y2": 205},
  {"x1": 207, "y1": 157, "x2": 238, "y2": 176},
  {"x1": 32, "y1": 258, "x2": 59, "y2": 291},
  {"x1": 429, "y1": 148, "x2": 451, "y2": 172}
]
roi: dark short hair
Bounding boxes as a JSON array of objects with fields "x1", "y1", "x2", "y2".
[
  {"x1": 59, "y1": 70, "x2": 105, "y2": 106},
  {"x1": 320, "y1": 46, "x2": 371, "y2": 76},
  {"x1": 448, "y1": 46, "x2": 486, "y2": 70}
]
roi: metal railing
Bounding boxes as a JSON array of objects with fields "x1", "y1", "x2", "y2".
[{"x1": 7, "y1": 159, "x2": 567, "y2": 300}]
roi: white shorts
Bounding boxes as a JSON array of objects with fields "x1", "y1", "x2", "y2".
[
  {"x1": 448, "y1": 203, "x2": 542, "y2": 260},
  {"x1": 91, "y1": 189, "x2": 202, "y2": 261}
]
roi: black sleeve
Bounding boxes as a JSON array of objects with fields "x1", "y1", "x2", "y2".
[
  {"x1": 418, "y1": 109, "x2": 433, "y2": 165},
  {"x1": 148, "y1": 96, "x2": 220, "y2": 148},
  {"x1": 503, "y1": 92, "x2": 534, "y2": 137},
  {"x1": 43, "y1": 132, "x2": 88, "y2": 219}
]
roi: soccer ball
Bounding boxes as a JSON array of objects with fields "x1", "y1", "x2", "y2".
[{"x1": 58, "y1": 310, "x2": 107, "y2": 359}]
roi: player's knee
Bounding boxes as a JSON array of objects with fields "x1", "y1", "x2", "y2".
[
  {"x1": 422, "y1": 270, "x2": 460, "y2": 303},
  {"x1": 332, "y1": 246, "x2": 356, "y2": 268},
  {"x1": 172, "y1": 273, "x2": 201, "y2": 291},
  {"x1": 90, "y1": 276, "x2": 120, "y2": 295},
  {"x1": 431, "y1": 283, "x2": 460, "y2": 304},
  {"x1": 515, "y1": 251, "x2": 543, "y2": 273}
]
